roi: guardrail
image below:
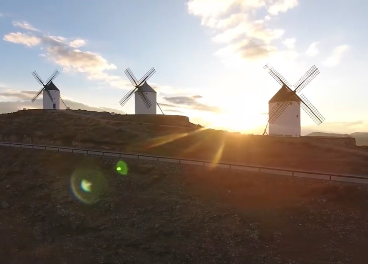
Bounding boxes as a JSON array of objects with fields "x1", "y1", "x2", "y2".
[{"x1": 1, "y1": 141, "x2": 368, "y2": 185}]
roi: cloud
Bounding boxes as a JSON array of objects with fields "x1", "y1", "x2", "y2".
[
  {"x1": 69, "y1": 39, "x2": 86, "y2": 48},
  {"x1": 41, "y1": 35, "x2": 116, "y2": 73},
  {"x1": 283, "y1": 38, "x2": 295, "y2": 49},
  {"x1": 0, "y1": 90, "x2": 35, "y2": 101},
  {"x1": 323, "y1": 45, "x2": 350, "y2": 67},
  {"x1": 12, "y1": 21, "x2": 39, "y2": 31},
  {"x1": 157, "y1": 102, "x2": 177, "y2": 108},
  {"x1": 267, "y1": 0, "x2": 298, "y2": 15},
  {"x1": 3, "y1": 32, "x2": 41, "y2": 46},
  {"x1": 164, "y1": 95, "x2": 221, "y2": 113},
  {"x1": 0, "y1": 89, "x2": 125, "y2": 114},
  {"x1": 164, "y1": 109, "x2": 185, "y2": 113},
  {"x1": 187, "y1": 0, "x2": 299, "y2": 62},
  {"x1": 306, "y1": 42, "x2": 319, "y2": 57},
  {"x1": 3, "y1": 24, "x2": 129, "y2": 89}
]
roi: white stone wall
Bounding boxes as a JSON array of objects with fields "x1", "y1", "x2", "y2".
[
  {"x1": 269, "y1": 101, "x2": 301, "y2": 137},
  {"x1": 135, "y1": 91, "x2": 156, "y2": 114},
  {"x1": 43, "y1": 90, "x2": 60, "y2": 110}
]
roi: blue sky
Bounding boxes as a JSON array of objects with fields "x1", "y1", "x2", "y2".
[{"x1": 0, "y1": 0, "x2": 367, "y2": 134}]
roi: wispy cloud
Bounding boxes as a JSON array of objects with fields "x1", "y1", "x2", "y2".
[
  {"x1": 12, "y1": 21, "x2": 39, "y2": 31},
  {"x1": 164, "y1": 95, "x2": 221, "y2": 113},
  {"x1": 187, "y1": 0, "x2": 299, "y2": 62},
  {"x1": 69, "y1": 39, "x2": 87, "y2": 48},
  {"x1": 283, "y1": 38, "x2": 296, "y2": 49},
  {"x1": 323, "y1": 45, "x2": 350, "y2": 67},
  {"x1": 306, "y1": 42, "x2": 319, "y2": 57},
  {"x1": 268, "y1": 0, "x2": 298, "y2": 15},
  {"x1": 3, "y1": 32, "x2": 41, "y2": 46},
  {"x1": 3, "y1": 23, "x2": 129, "y2": 89}
]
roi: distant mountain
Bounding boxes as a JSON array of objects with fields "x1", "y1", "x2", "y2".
[
  {"x1": 306, "y1": 132, "x2": 349, "y2": 137},
  {"x1": 305, "y1": 132, "x2": 368, "y2": 146}
]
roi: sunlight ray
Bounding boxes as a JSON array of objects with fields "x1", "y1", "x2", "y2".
[
  {"x1": 207, "y1": 136, "x2": 225, "y2": 169},
  {"x1": 141, "y1": 127, "x2": 208, "y2": 149}
]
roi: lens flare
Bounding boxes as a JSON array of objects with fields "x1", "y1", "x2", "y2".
[
  {"x1": 70, "y1": 167, "x2": 107, "y2": 204},
  {"x1": 116, "y1": 160, "x2": 128, "y2": 175},
  {"x1": 81, "y1": 179, "x2": 92, "y2": 192}
]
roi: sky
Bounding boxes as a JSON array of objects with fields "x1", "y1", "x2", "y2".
[{"x1": 0, "y1": 0, "x2": 367, "y2": 135}]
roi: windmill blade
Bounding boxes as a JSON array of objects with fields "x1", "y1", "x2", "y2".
[
  {"x1": 45, "y1": 90, "x2": 54, "y2": 102},
  {"x1": 45, "y1": 70, "x2": 59, "y2": 85},
  {"x1": 268, "y1": 101, "x2": 290, "y2": 124},
  {"x1": 298, "y1": 94, "x2": 325, "y2": 125},
  {"x1": 124, "y1": 68, "x2": 138, "y2": 86},
  {"x1": 137, "y1": 91, "x2": 152, "y2": 108},
  {"x1": 119, "y1": 88, "x2": 137, "y2": 107},
  {"x1": 31, "y1": 87, "x2": 45, "y2": 102},
  {"x1": 263, "y1": 64, "x2": 292, "y2": 88},
  {"x1": 269, "y1": 101, "x2": 283, "y2": 117},
  {"x1": 157, "y1": 103, "x2": 165, "y2": 115},
  {"x1": 32, "y1": 71, "x2": 45, "y2": 86},
  {"x1": 294, "y1": 65, "x2": 320, "y2": 93},
  {"x1": 126, "y1": 68, "x2": 139, "y2": 84},
  {"x1": 60, "y1": 97, "x2": 68, "y2": 108},
  {"x1": 138, "y1": 67, "x2": 156, "y2": 86}
]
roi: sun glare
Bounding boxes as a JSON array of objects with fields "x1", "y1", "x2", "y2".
[{"x1": 205, "y1": 113, "x2": 261, "y2": 133}]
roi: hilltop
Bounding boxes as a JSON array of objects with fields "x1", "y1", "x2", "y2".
[{"x1": 0, "y1": 109, "x2": 368, "y2": 175}]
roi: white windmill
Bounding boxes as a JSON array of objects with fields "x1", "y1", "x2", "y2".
[
  {"x1": 263, "y1": 64, "x2": 325, "y2": 137},
  {"x1": 31, "y1": 70, "x2": 69, "y2": 110},
  {"x1": 119, "y1": 67, "x2": 164, "y2": 115}
]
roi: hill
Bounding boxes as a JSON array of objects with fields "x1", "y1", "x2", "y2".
[
  {"x1": 0, "y1": 109, "x2": 368, "y2": 176},
  {"x1": 306, "y1": 132, "x2": 368, "y2": 146},
  {"x1": 1, "y1": 147, "x2": 368, "y2": 263}
]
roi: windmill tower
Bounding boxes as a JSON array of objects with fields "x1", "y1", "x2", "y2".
[
  {"x1": 263, "y1": 64, "x2": 325, "y2": 136},
  {"x1": 119, "y1": 67, "x2": 164, "y2": 115}
]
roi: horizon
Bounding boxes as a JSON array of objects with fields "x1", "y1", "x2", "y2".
[{"x1": 0, "y1": 0, "x2": 367, "y2": 135}]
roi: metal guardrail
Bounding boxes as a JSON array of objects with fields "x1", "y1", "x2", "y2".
[{"x1": 1, "y1": 141, "x2": 368, "y2": 185}]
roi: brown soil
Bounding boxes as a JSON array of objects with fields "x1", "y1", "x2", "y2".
[{"x1": 1, "y1": 148, "x2": 368, "y2": 263}]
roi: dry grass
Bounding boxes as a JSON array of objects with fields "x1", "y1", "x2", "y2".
[
  {"x1": 0, "y1": 109, "x2": 367, "y2": 176},
  {"x1": 1, "y1": 148, "x2": 368, "y2": 263}
]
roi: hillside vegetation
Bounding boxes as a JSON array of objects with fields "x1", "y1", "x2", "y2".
[
  {"x1": 0, "y1": 110, "x2": 368, "y2": 175},
  {"x1": 1, "y1": 148, "x2": 368, "y2": 263}
]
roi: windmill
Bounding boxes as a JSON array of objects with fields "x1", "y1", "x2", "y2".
[
  {"x1": 119, "y1": 67, "x2": 164, "y2": 115},
  {"x1": 263, "y1": 64, "x2": 325, "y2": 137},
  {"x1": 31, "y1": 70, "x2": 68, "y2": 110}
]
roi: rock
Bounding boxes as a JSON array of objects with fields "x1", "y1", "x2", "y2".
[{"x1": 1, "y1": 201, "x2": 9, "y2": 209}]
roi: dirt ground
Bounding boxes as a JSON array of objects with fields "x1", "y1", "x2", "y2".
[{"x1": 1, "y1": 147, "x2": 368, "y2": 264}]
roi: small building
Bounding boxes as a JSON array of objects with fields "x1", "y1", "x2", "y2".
[
  {"x1": 268, "y1": 84, "x2": 301, "y2": 137},
  {"x1": 43, "y1": 82, "x2": 60, "y2": 110},
  {"x1": 135, "y1": 81, "x2": 157, "y2": 115}
]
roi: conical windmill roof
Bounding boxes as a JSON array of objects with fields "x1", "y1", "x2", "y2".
[
  {"x1": 136, "y1": 81, "x2": 156, "y2": 93},
  {"x1": 269, "y1": 84, "x2": 300, "y2": 103},
  {"x1": 45, "y1": 81, "x2": 60, "y2": 91}
]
